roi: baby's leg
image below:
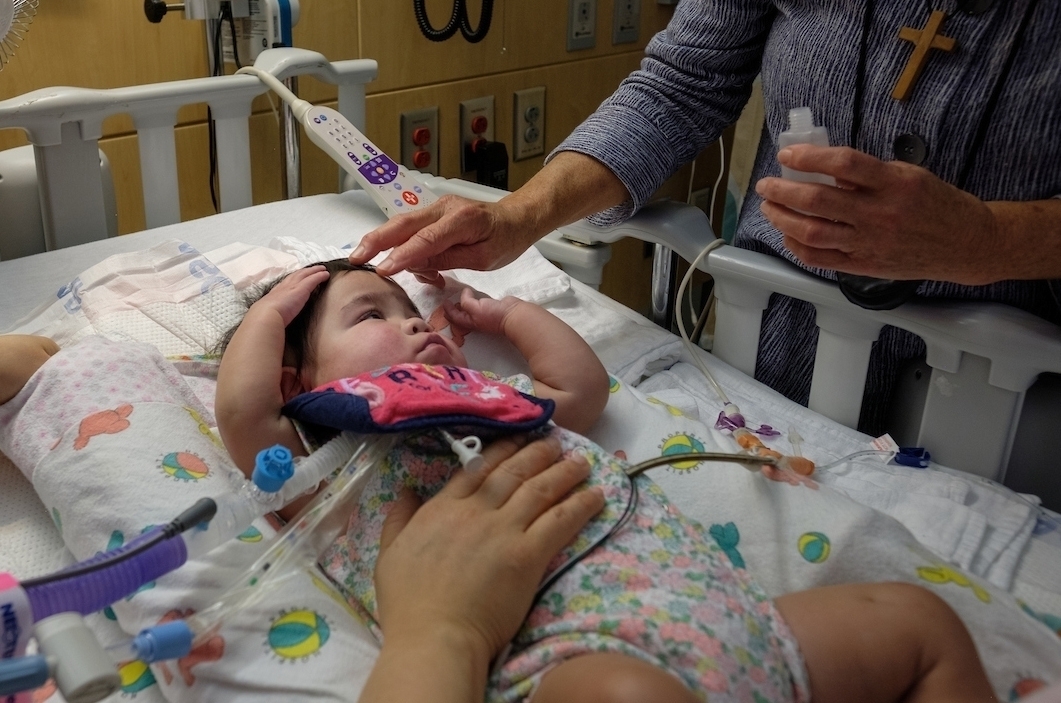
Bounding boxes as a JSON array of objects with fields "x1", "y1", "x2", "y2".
[
  {"x1": 0, "y1": 335, "x2": 59, "y2": 404},
  {"x1": 532, "y1": 653, "x2": 698, "y2": 703},
  {"x1": 774, "y1": 582, "x2": 996, "y2": 703}
]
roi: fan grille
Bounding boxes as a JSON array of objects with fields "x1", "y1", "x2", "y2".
[{"x1": 0, "y1": 0, "x2": 39, "y2": 71}]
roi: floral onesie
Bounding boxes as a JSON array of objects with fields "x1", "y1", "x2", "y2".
[{"x1": 317, "y1": 375, "x2": 810, "y2": 703}]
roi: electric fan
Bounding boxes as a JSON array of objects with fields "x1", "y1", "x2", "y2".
[{"x1": 0, "y1": 0, "x2": 38, "y2": 70}]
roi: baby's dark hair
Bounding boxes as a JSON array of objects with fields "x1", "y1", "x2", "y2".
[{"x1": 214, "y1": 259, "x2": 417, "y2": 382}]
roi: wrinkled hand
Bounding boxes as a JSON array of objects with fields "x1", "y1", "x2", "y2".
[
  {"x1": 252, "y1": 265, "x2": 330, "y2": 325},
  {"x1": 756, "y1": 145, "x2": 999, "y2": 285},
  {"x1": 349, "y1": 195, "x2": 540, "y2": 286},
  {"x1": 442, "y1": 287, "x2": 519, "y2": 336},
  {"x1": 374, "y1": 436, "x2": 604, "y2": 663}
]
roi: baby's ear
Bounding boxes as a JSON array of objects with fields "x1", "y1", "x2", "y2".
[{"x1": 280, "y1": 366, "x2": 305, "y2": 402}]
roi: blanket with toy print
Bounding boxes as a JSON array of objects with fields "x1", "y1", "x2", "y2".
[{"x1": 1, "y1": 335, "x2": 1059, "y2": 703}]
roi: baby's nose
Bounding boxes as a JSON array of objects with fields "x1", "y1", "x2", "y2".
[{"x1": 403, "y1": 317, "x2": 430, "y2": 334}]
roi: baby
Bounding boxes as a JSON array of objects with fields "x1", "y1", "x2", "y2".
[{"x1": 213, "y1": 258, "x2": 998, "y2": 703}]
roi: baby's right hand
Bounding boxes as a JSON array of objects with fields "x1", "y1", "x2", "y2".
[
  {"x1": 442, "y1": 287, "x2": 519, "y2": 336},
  {"x1": 253, "y1": 265, "x2": 330, "y2": 325}
]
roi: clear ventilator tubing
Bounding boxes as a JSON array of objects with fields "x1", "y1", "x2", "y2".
[
  {"x1": 180, "y1": 432, "x2": 361, "y2": 559},
  {"x1": 181, "y1": 432, "x2": 398, "y2": 647}
]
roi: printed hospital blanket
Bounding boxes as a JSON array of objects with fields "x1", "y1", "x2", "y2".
[
  {"x1": 0, "y1": 337, "x2": 381, "y2": 703},
  {"x1": 2, "y1": 337, "x2": 1059, "y2": 703},
  {"x1": 2, "y1": 235, "x2": 1059, "y2": 701},
  {"x1": 586, "y1": 376, "x2": 1061, "y2": 700}
]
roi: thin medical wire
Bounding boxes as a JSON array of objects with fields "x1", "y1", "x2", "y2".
[
  {"x1": 674, "y1": 237, "x2": 729, "y2": 404},
  {"x1": 683, "y1": 138, "x2": 726, "y2": 331}
]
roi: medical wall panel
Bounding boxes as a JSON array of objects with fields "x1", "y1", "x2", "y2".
[{"x1": 361, "y1": 0, "x2": 673, "y2": 94}]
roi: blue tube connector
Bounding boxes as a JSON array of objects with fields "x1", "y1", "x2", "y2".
[
  {"x1": 0, "y1": 655, "x2": 50, "y2": 697},
  {"x1": 252, "y1": 445, "x2": 295, "y2": 493},
  {"x1": 132, "y1": 621, "x2": 194, "y2": 663}
]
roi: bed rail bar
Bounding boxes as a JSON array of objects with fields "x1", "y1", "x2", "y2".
[
  {"x1": 422, "y1": 177, "x2": 1061, "y2": 480},
  {"x1": 0, "y1": 48, "x2": 376, "y2": 251}
]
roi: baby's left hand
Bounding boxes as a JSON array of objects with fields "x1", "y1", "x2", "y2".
[{"x1": 443, "y1": 287, "x2": 519, "y2": 336}]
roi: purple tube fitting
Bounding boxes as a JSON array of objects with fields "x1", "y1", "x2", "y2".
[{"x1": 24, "y1": 530, "x2": 187, "y2": 622}]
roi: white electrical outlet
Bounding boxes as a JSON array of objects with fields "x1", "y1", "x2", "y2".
[
  {"x1": 612, "y1": 0, "x2": 640, "y2": 44},
  {"x1": 567, "y1": 0, "x2": 597, "y2": 51},
  {"x1": 459, "y1": 96, "x2": 495, "y2": 173},
  {"x1": 513, "y1": 87, "x2": 546, "y2": 161},
  {"x1": 400, "y1": 107, "x2": 439, "y2": 176}
]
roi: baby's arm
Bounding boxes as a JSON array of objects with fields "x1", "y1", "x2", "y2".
[
  {"x1": 0, "y1": 335, "x2": 60, "y2": 405},
  {"x1": 445, "y1": 289, "x2": 608, "y2": 434},
  {"x1": 216, "y1": 266, "x2": 330, "y2": 475}
]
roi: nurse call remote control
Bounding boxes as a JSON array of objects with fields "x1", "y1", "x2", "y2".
[{"x1": 301, "y1": 105, "x2": 438, "y2": 218}]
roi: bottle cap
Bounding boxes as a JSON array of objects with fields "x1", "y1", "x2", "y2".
[
  {"x1": 132, "y1": 621, "x2": 193, "y2": 663},
  {"x1": 252, "y1": 445, "x2": 295, "y2": 493}
]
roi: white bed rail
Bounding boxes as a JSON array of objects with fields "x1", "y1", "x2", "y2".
[
  {"x1": 0, "y1": 48, "x2": 376, "y2": 251},
  {"x1": 423, "y1": 177, "x2": 1061, "y2": 480},
  {"x1": 705, "y1": 246, "x2": 1061, "y2": 479}
]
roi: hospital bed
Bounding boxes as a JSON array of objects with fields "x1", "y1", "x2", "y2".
[{"x1": 1, "y1": 49, "x2": 1060, "y2": 702}]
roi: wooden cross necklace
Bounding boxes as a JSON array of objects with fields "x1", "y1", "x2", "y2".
[
  {"x1": 889, "y1": 0, "x2": 995, "y2": 101},
  {"x1": 891, "y1": 9, "x2": 956, "y2": 100}
]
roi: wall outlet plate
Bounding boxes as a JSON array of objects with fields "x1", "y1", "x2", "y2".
[
  {"x1": 513, "y1": 87, "x2": 546, "y2": 161},
  {"x1": 567, "y1": 0, "x2": 597, "y2": 51},
  {"x1": 400, "y1": 106, "x2": 440, "y2": 176},
  {"x1": 459, "y1": 96, "x2": 495, "y2": 173},
  {"x1": 612, "y1": 0, "x2": 640, "y2": 44}
]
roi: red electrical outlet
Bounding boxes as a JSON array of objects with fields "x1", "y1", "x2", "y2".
[
  {"x1": 460, "y1": 96, "x2": 495, "y2": 174},
  {"x1": 400, "y1": 107, "x2": 439, "y2": 176}
]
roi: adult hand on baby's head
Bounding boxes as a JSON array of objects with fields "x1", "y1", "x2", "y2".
[
  {"x1": 254, "y1": 265, "x2": 330, "y2": 325},
  {"x1": 374, "y1": 436, "x2": 604, "y2": 664},
  {"x1": 442, "y1": 287, "x2": 519, "y2": 337},
  {"x1": 348, "y1": 195, "x2": 541, "y2": 283}
]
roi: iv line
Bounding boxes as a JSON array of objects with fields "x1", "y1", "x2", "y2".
[{"x1": 674, "y1": 237, "x2": 729, "y2": 404}]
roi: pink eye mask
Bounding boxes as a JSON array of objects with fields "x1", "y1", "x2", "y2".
[{"x1": 282, "y1": 363, "x2": 554, "y2": 438}]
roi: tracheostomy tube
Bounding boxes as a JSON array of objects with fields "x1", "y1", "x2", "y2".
[{"x1": 178, "y1": 431, "x2": 399, "y2": 648}]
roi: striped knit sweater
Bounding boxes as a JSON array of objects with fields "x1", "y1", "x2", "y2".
[{"x1": 554, "y1": 0, "x2": 1061, "y2": 432}]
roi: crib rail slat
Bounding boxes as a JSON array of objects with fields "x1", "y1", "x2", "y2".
[
  {"x1": 132, "y1": 112, "x2": 181, "y2": 228},
  {"x1": 0, "y1": 50, "x2": 377, "y2": 251},
  {"x1": 34, "y1": 124, "x2": 110, "y2": 250}
]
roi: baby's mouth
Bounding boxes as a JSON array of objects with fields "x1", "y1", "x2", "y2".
[{"x1": 421, "y1": 334, "x2": 450, "y2": 353}]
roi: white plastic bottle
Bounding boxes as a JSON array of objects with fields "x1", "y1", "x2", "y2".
[{"x1": 777, "y1": 107, "x2": 836, "y2": 186}]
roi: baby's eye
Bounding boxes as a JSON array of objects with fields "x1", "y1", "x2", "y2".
[{"x1": 358, "y1": 310, "x2": 383, "y2": 323}]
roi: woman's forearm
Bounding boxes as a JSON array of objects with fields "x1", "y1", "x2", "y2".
[
  {"x1": 501, "y1": 150, "x2": 631, "y2": 247},
  {"x1": 987, "y1": 199, "x2": 1061, "y2": 282}
]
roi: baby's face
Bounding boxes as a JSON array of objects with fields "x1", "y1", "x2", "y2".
[{"x1": 304, "y1": 270, "x2": 467, "y2": 389}]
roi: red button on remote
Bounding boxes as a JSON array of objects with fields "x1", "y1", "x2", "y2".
[{"x1": 402, "y1": 191, "x2": 420, "y2": 205}]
